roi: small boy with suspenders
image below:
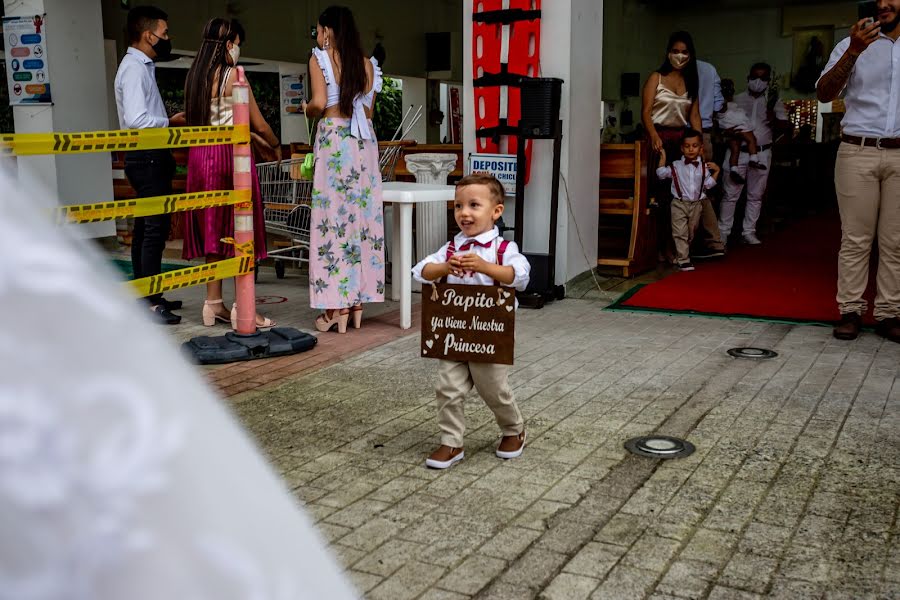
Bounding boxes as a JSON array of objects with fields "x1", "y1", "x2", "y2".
[
  {"x1": 657, "y1": 128, "x2": 721, "y2": 271},
  {"x1": 412, "y1": 174, "x2": 531, "y2": 469}
]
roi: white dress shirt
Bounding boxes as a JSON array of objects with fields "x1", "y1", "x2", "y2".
[
  {"x1": 114, "y1": 47, "x2": 169, "y2": 130},
  {"x1": 656, "y1": 158, "x2": 717, "y2": 201},
  {"x1": 697, "y1": 60, "x2": 724, "y2": 130},
  {"x1": 819, "y1": 34, "x2": 900, "y2": 138},
  {"x1": 730, "y1": 90, "x2": 788, "y2": 147},
  {"x1": 412, "y1": 226, "x2": 531, "y2": 292}
]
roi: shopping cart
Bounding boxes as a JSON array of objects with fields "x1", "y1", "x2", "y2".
[{"x1": 258, "y1": 157, "x2": 312, "y2": 279}]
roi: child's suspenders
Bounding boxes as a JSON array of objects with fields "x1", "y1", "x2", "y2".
[{"x1": 444, "y1": 237, "x2": 511, "y2": 285}]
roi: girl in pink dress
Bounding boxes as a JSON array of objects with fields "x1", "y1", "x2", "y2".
[{"x1": 182, "y1": 18, "x2": 278, "y2": 329}]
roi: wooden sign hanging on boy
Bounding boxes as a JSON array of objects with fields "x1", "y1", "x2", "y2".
[{"x1": 421, "y1": 282, "x2": 516, "y2": 365}]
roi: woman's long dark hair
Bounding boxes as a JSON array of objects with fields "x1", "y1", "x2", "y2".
[
  {"x1": 319, "y1": 6, "x2": 366, "y2": 116},
  {"x1": 657, "y1": 30, "x2": 699, "y2": 101},
  {"x1": 184, "y1": 18, "x2": 245, "y2": 126}
]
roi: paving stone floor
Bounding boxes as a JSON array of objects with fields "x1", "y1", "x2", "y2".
[{"x1": 215, "y1": 294, "x2": 900, "y2": 599}]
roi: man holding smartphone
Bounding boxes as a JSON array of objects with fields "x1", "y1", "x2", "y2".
[{"x1": 818, "y1": 0, "x2": 900, "y2": 344}]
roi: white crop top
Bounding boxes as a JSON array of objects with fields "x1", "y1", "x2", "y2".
[{"x1": 311, "y1": 47, "x2": 382, "y2": 141}]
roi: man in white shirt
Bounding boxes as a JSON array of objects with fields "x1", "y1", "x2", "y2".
[
  {"x1": 114, "y1": 6, "x2": 185, "y2": 325},
  {"x1": 717, "y1": 62, "x2": 791, "y2": 246},
  {"x1": 818, "y1": 0, "x2": 900, "y2": 344},
  {"x1": 693, "y1": 59, "x2": 727, "y2": 259}
]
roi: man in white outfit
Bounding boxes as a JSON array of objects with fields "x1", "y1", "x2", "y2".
[
  {"x1": 693, "y1": 59, "x2": 727, "y2": 259},
  {"x1": 717, "y1": 62, "x2": 791, "y2": 245}
]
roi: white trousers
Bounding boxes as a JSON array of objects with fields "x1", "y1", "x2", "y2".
[{"x1": 718, "y1": 148, "x2": 772, "y2": 240}]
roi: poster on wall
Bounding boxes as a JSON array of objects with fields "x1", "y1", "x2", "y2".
[
  {"x1": 3, "y1": 15, "x2": 52, "y2": 105},
  {"x1": 281, "y1": 74, "x2": 304, "y2": 115}
]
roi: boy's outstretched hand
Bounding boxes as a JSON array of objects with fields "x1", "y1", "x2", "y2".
[{"x1": 707, "y1": 162, "x2": 721, "y2": 179}]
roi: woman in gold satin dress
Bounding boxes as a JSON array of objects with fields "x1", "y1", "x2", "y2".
[{"x1": 641, "y1": 31, "x2": 703, "y2": 263}]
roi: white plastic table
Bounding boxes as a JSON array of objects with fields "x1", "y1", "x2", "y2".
[{"x1": 383, "y1": 181, "x2": 455, "y2": 329}]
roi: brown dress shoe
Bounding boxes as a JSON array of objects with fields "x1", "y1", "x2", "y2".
[
  {"x1": 425, "y1": 445, "x2": 464, "y2": 469},
  {"x1": 876, "y1": 317, "x2": 900, "y2": 344},
  {"x1": 833, "y1": 313, "x2": 862, "y2": 340},
  {"x1": 496, "y1": 431, "x2": 526, "y2": 459}
]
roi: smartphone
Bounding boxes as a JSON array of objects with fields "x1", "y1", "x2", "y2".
[{"x1": 858, "y1": 1, "x2": 878, "y2": 23}]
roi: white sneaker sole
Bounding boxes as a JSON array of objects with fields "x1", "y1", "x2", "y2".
[
  {"x1": 496, "y1": 432, "x2": 527, "y2": 459},
  {"x1": 425, "y1": 451, "x2": 464, "y2": 469}
]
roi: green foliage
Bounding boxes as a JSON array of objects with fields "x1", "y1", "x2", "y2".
[
  {"x1": 156, "y1": 67, "x2": 281, "y2": 136},
  {"x1": 0, "y1": 63, "x2": 12, "y2": 134},
  {"x1": 373, "y1": 76, "x2": 402, "y2": 142}
]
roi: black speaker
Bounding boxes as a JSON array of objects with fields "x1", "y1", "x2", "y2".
[
  {"x1": 523, "y1": 253, "x2": 552, "y2": 293},
  {"x1": 519, "y1": 77, "x2": 563, "y2": 138},
  {"x1": 621, "y1": 72, "x2": 640, "y2": 98},
  {"x1": 425, "y1": 32, "x2": 451, "y2": 72}
]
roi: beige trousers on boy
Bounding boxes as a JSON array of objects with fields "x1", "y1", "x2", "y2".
[
  {"x1": 436, "y1": 360, "x2": 524, "y2": 448},
  {"x1": 671, "y1": 199, "x2": 704, "y2": 264},
  {"x1": 835, "y1": 143, "x2": 900, "y2": 320}
]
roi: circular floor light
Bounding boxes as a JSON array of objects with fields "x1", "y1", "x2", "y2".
[
  {"x1": 624, "y1": 435, "x2": 695, "y2": 459},
  {"x1": 727, "y1": 347, "x2": 778, "y2": 359}
]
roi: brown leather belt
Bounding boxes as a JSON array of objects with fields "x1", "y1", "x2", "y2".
[{"x1": 841, "y1": 134, "x2": 900, "y2": 149}]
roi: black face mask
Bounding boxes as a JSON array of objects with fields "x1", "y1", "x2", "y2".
[{"x1": 150, "y1": 33, "x2": 172, "y2": 62}]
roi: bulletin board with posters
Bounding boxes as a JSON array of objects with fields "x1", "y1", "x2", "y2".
[
  {"x1": 3, "y1": 15, "x2": 51, "y2": 105},
  {"x1": 280, "y1": 74, "x2": 304, "y2": 115}
]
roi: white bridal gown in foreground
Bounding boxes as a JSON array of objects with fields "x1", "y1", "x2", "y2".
[{"x1": 0, "y1": 166, "x2": 356, "y2": 600}]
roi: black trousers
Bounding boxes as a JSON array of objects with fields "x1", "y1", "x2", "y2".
[{"x1": 125, "y1": 149, "x2": 176, "y2": 304}]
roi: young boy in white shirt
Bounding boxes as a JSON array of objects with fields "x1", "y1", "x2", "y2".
[
  {"x1": 412, "y1": 174, "x2": 531, "y2": 469},
  {"x1": 657, "y1": 129, "x2": 721, "y2": 271}
]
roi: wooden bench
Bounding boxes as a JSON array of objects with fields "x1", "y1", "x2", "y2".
[{"x1": 597, "y1": 142, "x2": 656, "y2": 277}]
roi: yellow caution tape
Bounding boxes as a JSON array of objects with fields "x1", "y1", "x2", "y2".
[
  {"x1": 57, "y1": 189, "x2": 252, "y2": 224},
  {"x1": 130, "y1": 254, "x2": 255, "y2": 298},
  {"x1": 0, "y1": 124, "x2": 250, "y2": 156},
  {"x1": 220, "y1": 237, "x2": 254, "y2": 257}
]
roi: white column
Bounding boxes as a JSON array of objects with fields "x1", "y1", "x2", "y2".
[
  {"x1": 462, "y1": 0, "x2": 602, "y2": 284},
  {"x1": 406, "y1": 153, "x2": 457, "y2": 264},
  {"x1": 5, "y1": 0, "x2": 114, "y2": 239}
]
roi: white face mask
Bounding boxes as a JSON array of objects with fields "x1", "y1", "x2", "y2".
[
  {"x1": 669, "y1": 52, "x2": 690, "y2": 69},
  {"x1": 228, "y1": 43, "x2": 240, "y2": 65},
  {"x1": 748, "y1": 78, "x2": 768, "y2": 93}
]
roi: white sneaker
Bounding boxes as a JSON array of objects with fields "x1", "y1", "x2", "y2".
[{"x1": 743, "y1": 233, "x2": 761, "y2": 245}]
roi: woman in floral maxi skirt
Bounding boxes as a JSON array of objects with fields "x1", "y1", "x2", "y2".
[{"x1": 303, "y1": 6, "x2": 384, "y2": 334}]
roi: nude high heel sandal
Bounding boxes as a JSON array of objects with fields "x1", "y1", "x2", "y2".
[
  {"x1": 202, "y1": 299, "x2": 229, "y2": 327},
  {"x1": 231, "y1": 303, "x2": 276, "y2": 331},
  {"x1": 315, "y1": 310, "x2": 349, "y2": 333},
  {"x1": 350, "y1": 305, "x2": 363, "y2": 329}
]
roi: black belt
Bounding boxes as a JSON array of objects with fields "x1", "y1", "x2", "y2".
[
  {"x1": 841, "y1": 134, "x2": 900, "y2": 149},
  {"x1": 739, "y1": 143, "x2": 772, "y2": 153}
]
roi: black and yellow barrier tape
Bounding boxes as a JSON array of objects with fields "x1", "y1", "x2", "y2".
[
  {"x1": 58, "y1": 189, "x2": 252, "y2": 224},
  {"x1": 1, "y1": 124, "x2": 250, "y2": 156},
  {"x1": 130, "y1": 252, "x2": 255, "y2": 298}
]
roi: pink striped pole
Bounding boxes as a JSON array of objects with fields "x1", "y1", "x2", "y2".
[{"x1": 232, "y1": 67, "x2": 256, "y2": 335}]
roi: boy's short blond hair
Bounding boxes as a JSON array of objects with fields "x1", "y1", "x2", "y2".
[{"x1": 456, "y1": 173, "x2": 505, "y2": 205}]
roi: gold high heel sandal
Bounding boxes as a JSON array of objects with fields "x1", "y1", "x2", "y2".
[
  {"x1": 230, "y1": 303, "x2": 276, "y2": 331},
  {"x1": 202, "y1": 299, "x2": 230, "y2": 327},
  {"x1": 315, "y1": 309, "x2": 349, "y2": 333},
  {"x1": 350, "y1": 305, "x2": 363, "y2": 329}
]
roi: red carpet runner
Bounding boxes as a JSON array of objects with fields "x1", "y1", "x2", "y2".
[{"x1": 609, "y1": 214, "x2": 877, "y2": 326}]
